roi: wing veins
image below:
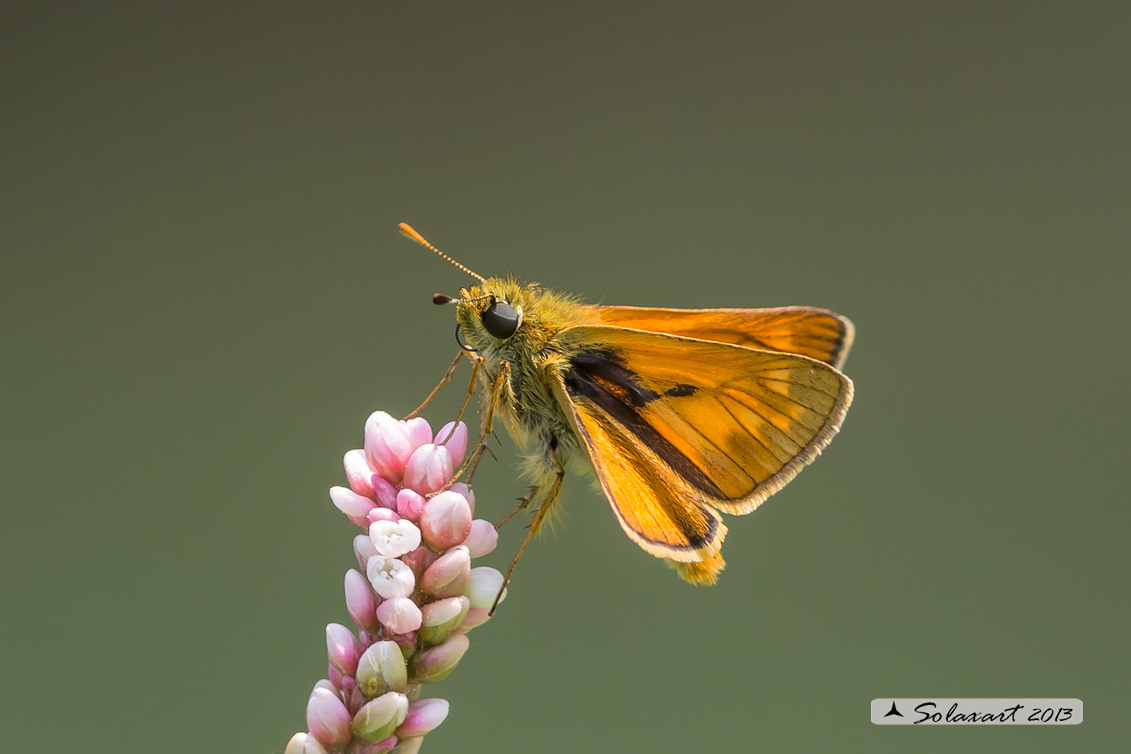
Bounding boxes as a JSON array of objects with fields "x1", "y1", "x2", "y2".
[
  {"x1": 761, "y1": 376, "x2": 839, "y2": 401},
  {"x1": 724, "y1": 385, "x2": 799, "y2": 431},
  {"x1": 716, "y1": 392, "x2": 788, "y2": 473},
  {"x1": 655, "y1": 401, "x2": 759, "y2": 489},
  {"x1": 723, "y1": 389, "x2": 805, "y2": 461}
]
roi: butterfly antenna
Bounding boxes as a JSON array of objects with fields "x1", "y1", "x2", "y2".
[{"x1": 399, "y1": 223, "x2": 486, "y2": 283}]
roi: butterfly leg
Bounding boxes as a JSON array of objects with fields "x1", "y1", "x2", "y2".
[
  {"x1": 495, "y1": 486, "x2": 537, "y2": 530},
  {"x1": 402, "y1": 350, "x2": 466, "y2": 420},
  {"x1": 430, "y1": 360, "x2": 511, "y2": 495},
  {"x1": 462, "y1": 359, "x2": 499, "y2": 482},
  {"x1": 436, "y1": 355, "x2": 482, "y2": 445},
  {"x1": 490, "y1": 447, "x2": 565, "y2": 616}
]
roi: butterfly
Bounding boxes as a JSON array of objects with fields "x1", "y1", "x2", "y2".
[{"x1": 398, "y1": 224, "x2": 854, "y2": 602}]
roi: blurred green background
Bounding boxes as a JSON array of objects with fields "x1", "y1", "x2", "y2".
[{"x1": 2, "y1": 2, "x2": 1127, "y2": 752}]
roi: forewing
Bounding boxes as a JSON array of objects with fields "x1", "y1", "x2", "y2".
[
  {"x1": 590, "y1": 305, "x2": 854, "y2": 369},
  {"x1": 558, "y1": 326, "x2": 853, "y2": 516}
]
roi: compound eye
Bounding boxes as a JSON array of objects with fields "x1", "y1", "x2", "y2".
[{"x1": 482, "y1": 300, "x2": 522, "y2": 340}]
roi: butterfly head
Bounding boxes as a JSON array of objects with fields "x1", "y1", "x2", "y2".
[
  {"x1": 398, "y1": 223, "x2": 563, "y2": 353},
  {"x1": 436, "y1": 277, "x2": 531, "y2": 352}
]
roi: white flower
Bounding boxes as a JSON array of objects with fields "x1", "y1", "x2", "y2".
[
  {"x1": 368, "y1": 518, "x2": 422, "y2": 558},
  {"x1": 367, "y1": 556, "x2": 417, "y2": 599}
]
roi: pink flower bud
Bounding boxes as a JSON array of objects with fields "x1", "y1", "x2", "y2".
[
  {"x1": 433, "y1": 421, "x2": 469, "y2": 466},
  {"x1": 283, "y1": 732, "x2": 330, "y2": 754},
  {"x1": 343, "y1": 449, "x2": 375, "y2": 498},
  {"x1": 330, "y1": 485, "x2": 377, "y2": 519},
  {"x1": 419, "y1": 491, "x2": 473, "y2": 551},
  {"x1": 465, "y1": 566, "x2": 506, "y2": 609},
  {"x1": 342, "y1": 676, "x2": 366, "y2": 716},
  {"x1": 369, "y1": 519, "x2": 422, "y2": 558},
  {"x1": 402, "y1": 443, "x2": 455, "y2": 495},
  {"x1": 344, "y1": 569, "x2": 379, "y2": 632},
  {"x1": 404, "y1": 416, "x2": 434, "y2": 449},
  {"x1": 365, "y1": 412, "x2": 414, "y2": 483},
  {"x1": 395, "y1": 488, "x2": 426, "y2": 522},
  {"x1": 400, "y1": 544, "x2": 436, "y2": 581},
  {"x1": 376, "y1": 597, "x2": 423, "y2": 634},
  {"x1": 420, "y1": 546, "x2": 471, "y2": 598},
  {"x1": 450, "y1": 482, "x2": 475, "y2": 515},
  {"x1": 306, "y1": 687, "x2": 351, "y2": 749},
  {"x1": 350, "y1": 691, "x2": 409, "y2": 743},
  {"x1": 410, "y1": 634, "x2": 470, "y2": 684},
  {"x1": 326, "y1": 623, "x2": 362, "y2": 676},
  {"x1": 367, "y1": 507, "x2": 399, "y2": 525},
  {"x1": 350, "y1": 737, "x2": 399, "y2": 754},
  {"x1": 391, "y1": 738, "x2": 424, "y2": 754},
  {"x1": 367, "y1": 556, "x2": 416, "y2": 599},
  {"x1": 391, "y1": 631, "x2": 417, "y2": 657},
  {"x1": 354, "y1": 534, "x2": 378, "y2": 570},
  {"x1": 371, "y1": 476, "x2": 398, "y2": 509},
  {"x1": 464, "y1": 519, "x2": 498, "y2": 557},
  {"x1": 355, "y1": 640, "x2": 408, "y2": 697},
  {"x1": 396, "y1": 698, "x2": 451, "y2": 738},
  {"x1": 455, "y1": 606, "x2": 492, "y2": 633},
  {"x1": 419, "y1": 596, "x2": 470, "y2": 645},
  {"x1": 425, "y1": 596, "x2": 470, "y2": 625},
  {"x1": 326, "y1": 665, "x2": 343, "y2": 689}
]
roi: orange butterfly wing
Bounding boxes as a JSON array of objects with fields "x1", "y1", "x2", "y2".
[
  {"x1": 552, "y1": 326, "x2": 853, "y2": 583},
  {"x1": 590, "y1": 305, "x2": 854, "y2": 369}
]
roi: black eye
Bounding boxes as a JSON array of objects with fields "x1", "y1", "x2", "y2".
[{"x1": 482, "y1": 300, "x2": 522, "y2": 339}]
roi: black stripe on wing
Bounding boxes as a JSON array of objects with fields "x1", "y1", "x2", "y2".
[{"x1": 562, "y1": 348, "x2": 725, "y2": 500}]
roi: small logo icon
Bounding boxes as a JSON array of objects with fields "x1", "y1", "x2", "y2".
[{"x1": 884, "y1": 702, "x2": 904, "y2": 718}]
